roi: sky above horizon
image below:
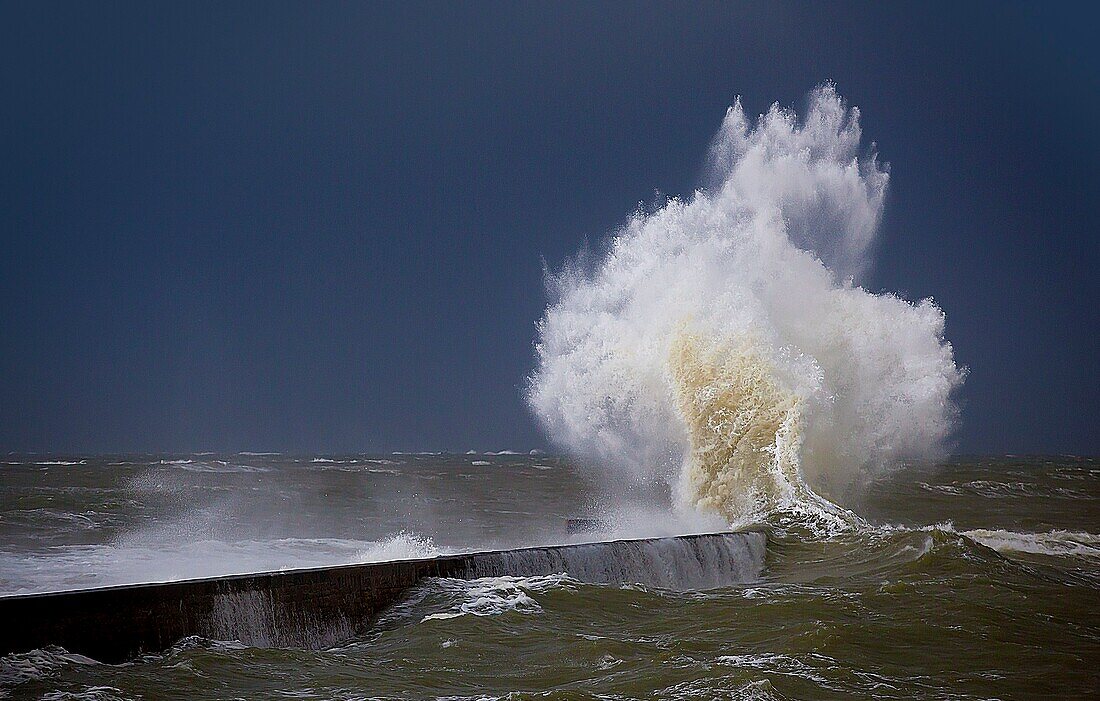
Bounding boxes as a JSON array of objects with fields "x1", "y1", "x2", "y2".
[{"x1": 2, "y1": 2, "x2": 1097, "y2": 455}]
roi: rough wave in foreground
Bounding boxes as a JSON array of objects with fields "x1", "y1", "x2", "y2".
[
  {"x1": 962, "y1": 528, "x2": 1100, "y2": 560},
  {"x1": 529, "y1": 84, "x2": 964, "y2": 531}
]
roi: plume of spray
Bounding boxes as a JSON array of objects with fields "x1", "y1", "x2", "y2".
[{"x1": 528, "y1": 84, "x2": 965, "y2": 534}]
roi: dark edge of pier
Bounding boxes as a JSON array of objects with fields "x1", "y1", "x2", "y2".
[{"x1": 0, "y1": 530, "x2": 766, "y2": 663}]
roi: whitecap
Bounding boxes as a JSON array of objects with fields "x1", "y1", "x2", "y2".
[
  {"x1": 528, "y1": 84, "x2": 963, "y2": 534},
  {"x1": 961, "y1": 529, "x2": 1100, "y2": 560},
  {"x1": 420, "y1": 574, "x2": 573, "y2": 622}
]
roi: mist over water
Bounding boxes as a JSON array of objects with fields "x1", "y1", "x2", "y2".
[
  {"x1": 4, "y1": 454, "x2": 1097, "y2": 700},
  {"x1": 529, "y1": 85, "x2": 965, "y2": 530},
  {"x1": 5, "y1": 87, "x2": 1097, "y2": 701}
]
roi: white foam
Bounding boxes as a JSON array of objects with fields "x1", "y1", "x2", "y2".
[
  {"x1": 528, "y1": 84, "x2": 963, "y2": 531},
  {"x1": 0, "y1": 646, "x2": 97, "y2": 690},
  {"x1": 961, "y1": 529, "x2": 1100, "y2": 560},
  {"x1": 40, "y1": 686, "x2": 130, "y2": 701},
  {"x1": 0, "y1": 533, "x2": 439, "y2": 595},
  {"x1": 421, "y1": 574, "x2": 569, "y2": 621},
  {"x1": 176, "y1": 461, "x2": 270, "y2": 473},
  {"x1": 358, "y1": 532, "x2": 438, "y2": 562},
  {"x1": 715, "y1": 653, "x2": 834, "y2": 686}
]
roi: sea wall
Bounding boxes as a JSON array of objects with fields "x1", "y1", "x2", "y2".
[{"x1": 0, "y1": 531, "x2": 765, "y2": 663}]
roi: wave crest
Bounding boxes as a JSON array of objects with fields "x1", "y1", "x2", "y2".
[{"x1": 528, "y1": 84, "x2": 964, "y2": 529}]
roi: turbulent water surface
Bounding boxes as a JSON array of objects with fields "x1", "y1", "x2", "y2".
[
  {"x1": 3, "y1": 88, "x2": 1096, "y2": 698},
  {"x1": 1, "y1": 453, "x2": 1097, "y2": 700}
]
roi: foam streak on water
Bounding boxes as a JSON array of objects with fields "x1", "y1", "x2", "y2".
[
  {"x1": 529, "y1": 84, "x2": 964, "y2": 530},
  {"x1": 1, "y1": 455, "x2": 1097, "y2": 700},
  {"x1": 961, "y1": 528, "x2": 1100, "y2": 560}
]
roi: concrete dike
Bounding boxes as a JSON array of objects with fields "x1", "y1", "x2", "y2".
[{"x1": 0, "y1": 530, "x2": 765, "y2": 663}]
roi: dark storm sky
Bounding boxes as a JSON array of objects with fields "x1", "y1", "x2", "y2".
[{"x1": 1, "y1": 2, "x2": 1097, "y2": 454}]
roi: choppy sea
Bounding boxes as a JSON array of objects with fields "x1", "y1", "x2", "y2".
[{"x1": 1, "y1": 453, "x2": 1096, "y2": 699}]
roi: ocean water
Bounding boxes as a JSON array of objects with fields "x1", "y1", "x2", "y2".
[
  {"x1": 3, "y1": 87, "x2": 1096, "y2": 699},
  {"x1": 1, "y1": 452, "x2": 1097, "y2": 700}
]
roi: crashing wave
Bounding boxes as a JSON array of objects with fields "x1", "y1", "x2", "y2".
[{"x1": 529, "y1": 84, "x2": 963, "y2": 532}]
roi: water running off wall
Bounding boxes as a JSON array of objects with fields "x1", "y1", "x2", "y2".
[
  {"x1": 0, "y1": 531, "x2": 766, "y2": 662},
  {"x1": 528, "y1": 84, "x2": 965, "y2": 533}
]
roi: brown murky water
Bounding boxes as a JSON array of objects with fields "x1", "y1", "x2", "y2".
[{"x1": 1, "y1": 454, "x2": 1097, "y2": 699}]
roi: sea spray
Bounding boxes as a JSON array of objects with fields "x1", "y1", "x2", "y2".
[
  {"x1": 669, "y1": 330, "x2": 803, "y2": 521},
  {"x1": 528, "y1": 84, "x2": 964, "y2": 530}
]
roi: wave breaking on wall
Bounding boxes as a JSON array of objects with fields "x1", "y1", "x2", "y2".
[{"x1": 528, "y1": 84, "x2": 965, "y2": 533}]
